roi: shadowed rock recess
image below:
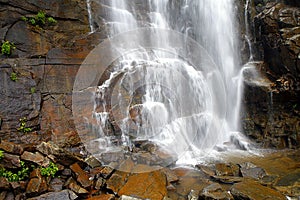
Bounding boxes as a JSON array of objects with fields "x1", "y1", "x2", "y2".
[
  {"x1": 242, "y1": 0, "x2": 300, "y2": 149},
  {"x1": 0, "y1": 0, "x2": 299, "y2": 199}
]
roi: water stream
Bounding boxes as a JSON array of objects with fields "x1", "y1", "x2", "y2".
[{"x1": 77, "y1": 0, "x2": 253, "y2": 167}]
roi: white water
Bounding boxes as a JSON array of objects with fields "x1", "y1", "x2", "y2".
[
  {"x1": 86, "y1": 0, "x2": 95, "y2": 33},
  {"x1": 85, "y1": 0, "x2": 251, "y2": 166}
]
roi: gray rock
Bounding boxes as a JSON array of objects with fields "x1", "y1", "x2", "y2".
[
  {"x1": 27, "y1": 189, "x2": 78, "y2": 200},
  {"x1": 201, "y1": 183, "x2": 233, "y2": 200},
  {"x1": 240, "y1": 162, "x2": 266, "y2": 180},
  {"x1": 0, "y1": 153, "x2": 20, "y2": 168}
]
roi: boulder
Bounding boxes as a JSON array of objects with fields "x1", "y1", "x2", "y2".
[
  {"x1": 65, "y1": 177, "x2": 89, "y2": 195},
  {"x1": 21, "y1": 151, "x2": 46, "y2": 166},
  {"x1": 0, "y1": 140, "x2": 24, "y2": 155},
  {"x1": 27, "y1": 189, "x2": 78, "y2": 200},
  {"x1": 231, "y1": 179, "x2": 286, "y2": 200},
  {"x1": 0, "y1": 153, "x2": 20, "y2": 168},
  {"x1": 239, "y1": 162, "x2": 266, "y2": 180},
  {"x1": 117, "y1": 168, "x2": 167, "y2": 200},
  {"x1": 200, "y1": 183, "x2": 234, "y2": 200},
  {"x1": 70, "y1": 162, "x2": 92, "y2": 188},
  {"x1": 215, "y1": 163, "x2": 240, "y2": 177},
  {"x1": 26, "y1": 169, "x2": 48, "y2": 195}
]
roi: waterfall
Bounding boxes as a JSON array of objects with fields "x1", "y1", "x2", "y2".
[{"x1": 75, "y1": 0, "x2": 251, "y2": 167}]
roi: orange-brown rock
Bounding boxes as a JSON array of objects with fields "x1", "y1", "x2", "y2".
[
  {"x1": 215, "y1": 163, "x2": 240, "y2": 177},
  {"x1": 118, "y1": 168, "x2": 167, "y2": 200},
  {"x1": 0, "y1": 140, "x2": 24, "y2": 155},
  {"x1": 201, "y1": 183, "x2": 233, "y2": 200},
  {"x1": 70, "y1": 162, "x2": 92, "y2": 188},
  {"x1": 230, "y1": 179, "x2": 286, "y2": 200},
  {"x1": 26, "y1": 169, "x2": 48, "y2": 195},
  {"x1": 21, "y1": 151, "x2": 45, "y2": 165}
]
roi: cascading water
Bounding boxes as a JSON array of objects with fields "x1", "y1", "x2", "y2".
[{"x1": 76, "y1": 0, "x2": 252, "y2": 167}]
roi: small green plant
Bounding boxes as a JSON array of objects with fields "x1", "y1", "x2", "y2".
[
  {"x1": 29, "y1": 18, "x2": 36, "y2": 25},
  {"x1": 40, "y1": 162, "x2": 58, "y2": 177},
  {"x1": 10, "y1": 72, "x2": 17, "y2": 81},
  {"x1": 0, "y1": 161, "x2": 30, "y2": 182},
  {"x1": 47, "y1": 17, "x2": 57, "y2": 25},
  {"x1": 17, "y1": 117, "x2": 32, "y2": 133},
  {"x1": 30, "y1": 87, "x2": 36, "y2": 94},
  {"x1": 21, "y1": 16, "x2": 28, "y2": 22},
  {"x1": 36, "y1": 11, "x2": 46, "y2": 25},
  {"x1": 22, "y1": 11, "x2": 56, "y2": 28},
  {"x1": 1, "y1": 41, "x2": 15, "y2": 56},
  {"x1": 0, "y1": 150, "x2": 4, "y2": 160}
]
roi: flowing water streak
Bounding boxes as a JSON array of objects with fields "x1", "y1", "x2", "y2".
[
  {"x1": 245, "y1": 0, "x2": 254, "y2": 61},
  {"x1": 86, "y1": 0, "x2": 95, "y2": 33},
  {"x1": 89, "y1": 0, "x2": 249, "y2": 164}
]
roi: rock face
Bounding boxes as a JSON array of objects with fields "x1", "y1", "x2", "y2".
[
  {"x1": 0, "y1": 0, "x2": 99, "y2": 144},
  {"x1": 255, "y1": 2, "x2": 300, "y2": 85},
  {"x1": 242, "y1": 1, "x2": 300, "y2": 149}
]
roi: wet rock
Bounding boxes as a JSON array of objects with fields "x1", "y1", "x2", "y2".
[
  {"x1": 239, "y1": 162, "x2": 266, "y2": 180},
  {"x1": 215, "y1": 163, "x2": 240, "y2": 177},
  {"x1": 65, "y1": 177, "x2": 89, "y2": 194},
  {"x1": 197, "y1": 165, "x2": 216, "y2": 177},
  {"x1": 118, "y1": 169, "x2": 167, "y2": 200},
  {"x1": 243, "y1": 2, "x2": 300, "y2": 149},
  {"x1": 70, "y1": 162, "x2": 92, "y2": 188},
  {"x1": 260, "y1": 174, "x2": 279, "y2": 186},
  {"x1": 100, "y1": 151, "x2": 124, "y2": 165},
  {"x1": 231, "y1": 179, "x2": 286, "y2": 200},
  {"x1": 1, "y1": 153, "x2": 21, "y2": 168},
  {"x1": 0, "y1": 177, "x2": 10, "y2": 190},
  {"x1": 21, "y1": 151, "x2": 46, "y2": 166},
  {"x1": 0, "y1": 140, "x2": 23, "y2": 155},
  {"x1": 200, "y1": 183, "x2": 234, "y2": 200},
  {"x1": 274, "y1": 169, "x2": 300, "y2": 196},
  {"x1": 161, "y1": 168, "x2": 179, "y2": 183},
  {"x1": 27, "y1": 189, "x2": 78, "y2": 200},
  {"x1": 172, "y1": 168, "x2": 212, "y2": 197},
  {"x1": 212, "y1": 176, "x2": 243, "y2": 184}
]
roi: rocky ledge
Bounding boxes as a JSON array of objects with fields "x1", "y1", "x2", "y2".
[{"x1": 1, "y1": 139, "x2": 300, "y2": 200}]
